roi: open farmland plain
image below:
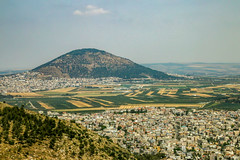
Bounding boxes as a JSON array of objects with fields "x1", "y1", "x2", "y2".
[{"x1": 4, "y1": 78, "x2": 240, "y2": 112}]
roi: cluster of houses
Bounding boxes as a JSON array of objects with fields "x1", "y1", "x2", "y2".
[
  {"x1": 0, "y1": 72, "x2": 121, "y2": 93},
  {"x1": 48, "y1": 107, "x2": 240, "y2": 159}
]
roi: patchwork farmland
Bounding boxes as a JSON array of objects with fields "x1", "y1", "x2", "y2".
[{"x1": 4, "y1": 80, "x2": 240, "y2": 112}]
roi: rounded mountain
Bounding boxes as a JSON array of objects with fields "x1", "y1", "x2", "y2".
[{"x1": 32, "y1": 48, "x2": 173, "y2": 79}]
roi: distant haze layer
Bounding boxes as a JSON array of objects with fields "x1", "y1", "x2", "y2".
[
  {"x1": 0, "y1": 1, "x2": 240, "y2": 70},
  {"x1": 143, "y1": 63, "x2": 240, "y2": 77}
]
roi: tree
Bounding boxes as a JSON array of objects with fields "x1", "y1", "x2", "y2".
[
  {"x1": 117, "y1": 126, "x2": 122, "y2": 130},
  {"x1": 49, "y1": 137, "x2": 56, "y2": 149}
]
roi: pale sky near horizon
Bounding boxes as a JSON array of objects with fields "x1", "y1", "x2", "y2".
[{"x1": 0, "y1": 0, "x2": 240, "y2": 70}]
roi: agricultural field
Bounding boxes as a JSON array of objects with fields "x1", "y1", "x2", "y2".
[
  {"x1": 3, "y1": 78, "x2": 240, "y2": 112},
  {"x1": 7, "y1": 92, "x2": 43, "y2": 97}
]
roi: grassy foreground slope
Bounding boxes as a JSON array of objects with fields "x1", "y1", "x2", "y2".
[{"x1": 0, "y1": 103, "x2": 135, "y2": 160}]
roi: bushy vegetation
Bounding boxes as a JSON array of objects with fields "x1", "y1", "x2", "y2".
[
  {"x1": 135, "y1": 152, "x2": 166, "y2": 160},
  {"x1": 204, "y1": 102, "x2": 240, "y2": 111},
  {"x1": 0, "y1": 103, "x2": 135, "y2": 159},
  {"x1": 0, "y1": 94, "x2": 13, "y2": 99}
]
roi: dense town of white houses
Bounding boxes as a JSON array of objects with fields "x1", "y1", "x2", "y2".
[
  {"x1": 0, "y1": 71, "x2": 190, "y2": 94},
  {"x1": 47, "y1": 107, "x2": 240, "y2": 160},
  {"x1": 0, "y1": 72, "x2": 121, "y2": 93}
]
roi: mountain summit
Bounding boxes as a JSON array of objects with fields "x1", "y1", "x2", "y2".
[{"x1": 33, "y1": 48, "x2": 173, "y2": 79}]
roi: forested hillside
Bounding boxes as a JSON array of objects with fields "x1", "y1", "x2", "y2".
[{"x1": 0, "y1": 103, "x2": 135, "y2": 159}]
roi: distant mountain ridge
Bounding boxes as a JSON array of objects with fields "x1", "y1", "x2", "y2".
[
  {"x1": 0, "y1": 69, "x2": 27, "y2": 76},
  {"x1": 32, "y1": 48, "x2": 173, "y2": 79},
  {"x1": 143, "y1": 63, "x2": 240, "y2": 77}
]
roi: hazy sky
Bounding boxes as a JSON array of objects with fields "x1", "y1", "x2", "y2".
[{"x1": 1, "y1": 0, "x2": 240, "y2": 70}]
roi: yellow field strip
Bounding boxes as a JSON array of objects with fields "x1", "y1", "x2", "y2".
[
  {"x1": 168, "y1": 89, "x2": 178, "y2": 94},
  {"x1": 49, "y1": 87, "x2": 76, "y2": 92},
  {"x1": 165, "y1": 94, "x2": 178, "y2": 98},
  {"x1": 37, "y1": 101, "x2": 54, "y2": 109},
  {"x1": 183, "y1": 93, "x2": 214, "y2": 97},
  {"x1": 95, "y1": 99, "x2": 113, "y2": 104},
  {"x1": 71, "y1": 98, "x2": 92, "y2": 104},
  {"x1": 132, "y1": 91, "x2": 143, "y2": 96},
  {"x1": 195, "y1": 88, "x2": 212, "y2": 93},
  {"x1": 125, "y1": 92, "x2": 134, "y2": 97},
  {"x1": 166, "y1": 89, "x2": 178, "y2": 97},
  {"x1": 130, "y1": 98, "x2": 153, "y2": 103},
  {"x1": 85, "y1": 85, "x2": 111, "y2": 88},
  {"x1": 8, "y1": 92, "x2": 43, "y2": 97},
  {"x1": 53, "y1": 103, "x2": 203, "y2": 112},
  {"x1": 119, "y1": 103, "x2": 203, "y2": 109},
  {"x1": 207, "y1": 84, "x2": 240, "y2": 89},
  {"x1": 53, "y1": 107, "x2": 110, "y2": 112},
  {"x1": 157, "y1": 89, "x2": 165, "y2": 95},
  {"x1": 73, "y1": 93, "x2": 120, "y2": 97},
  {"x1": 75, "y1": 90, "x2": 114, "y2": 93},
  {"x1": 67, "y1": 100, "x2": 92, "y2": 108},
  {"x1": 86, "y1": 98, "x2": 109, "y2": 106},
  {"x1": 146, "y1": 91, "x2": 154, "y2": 96},
  {"x1": 190, "y1": 88, "x2": 198, "y2": 92}
]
